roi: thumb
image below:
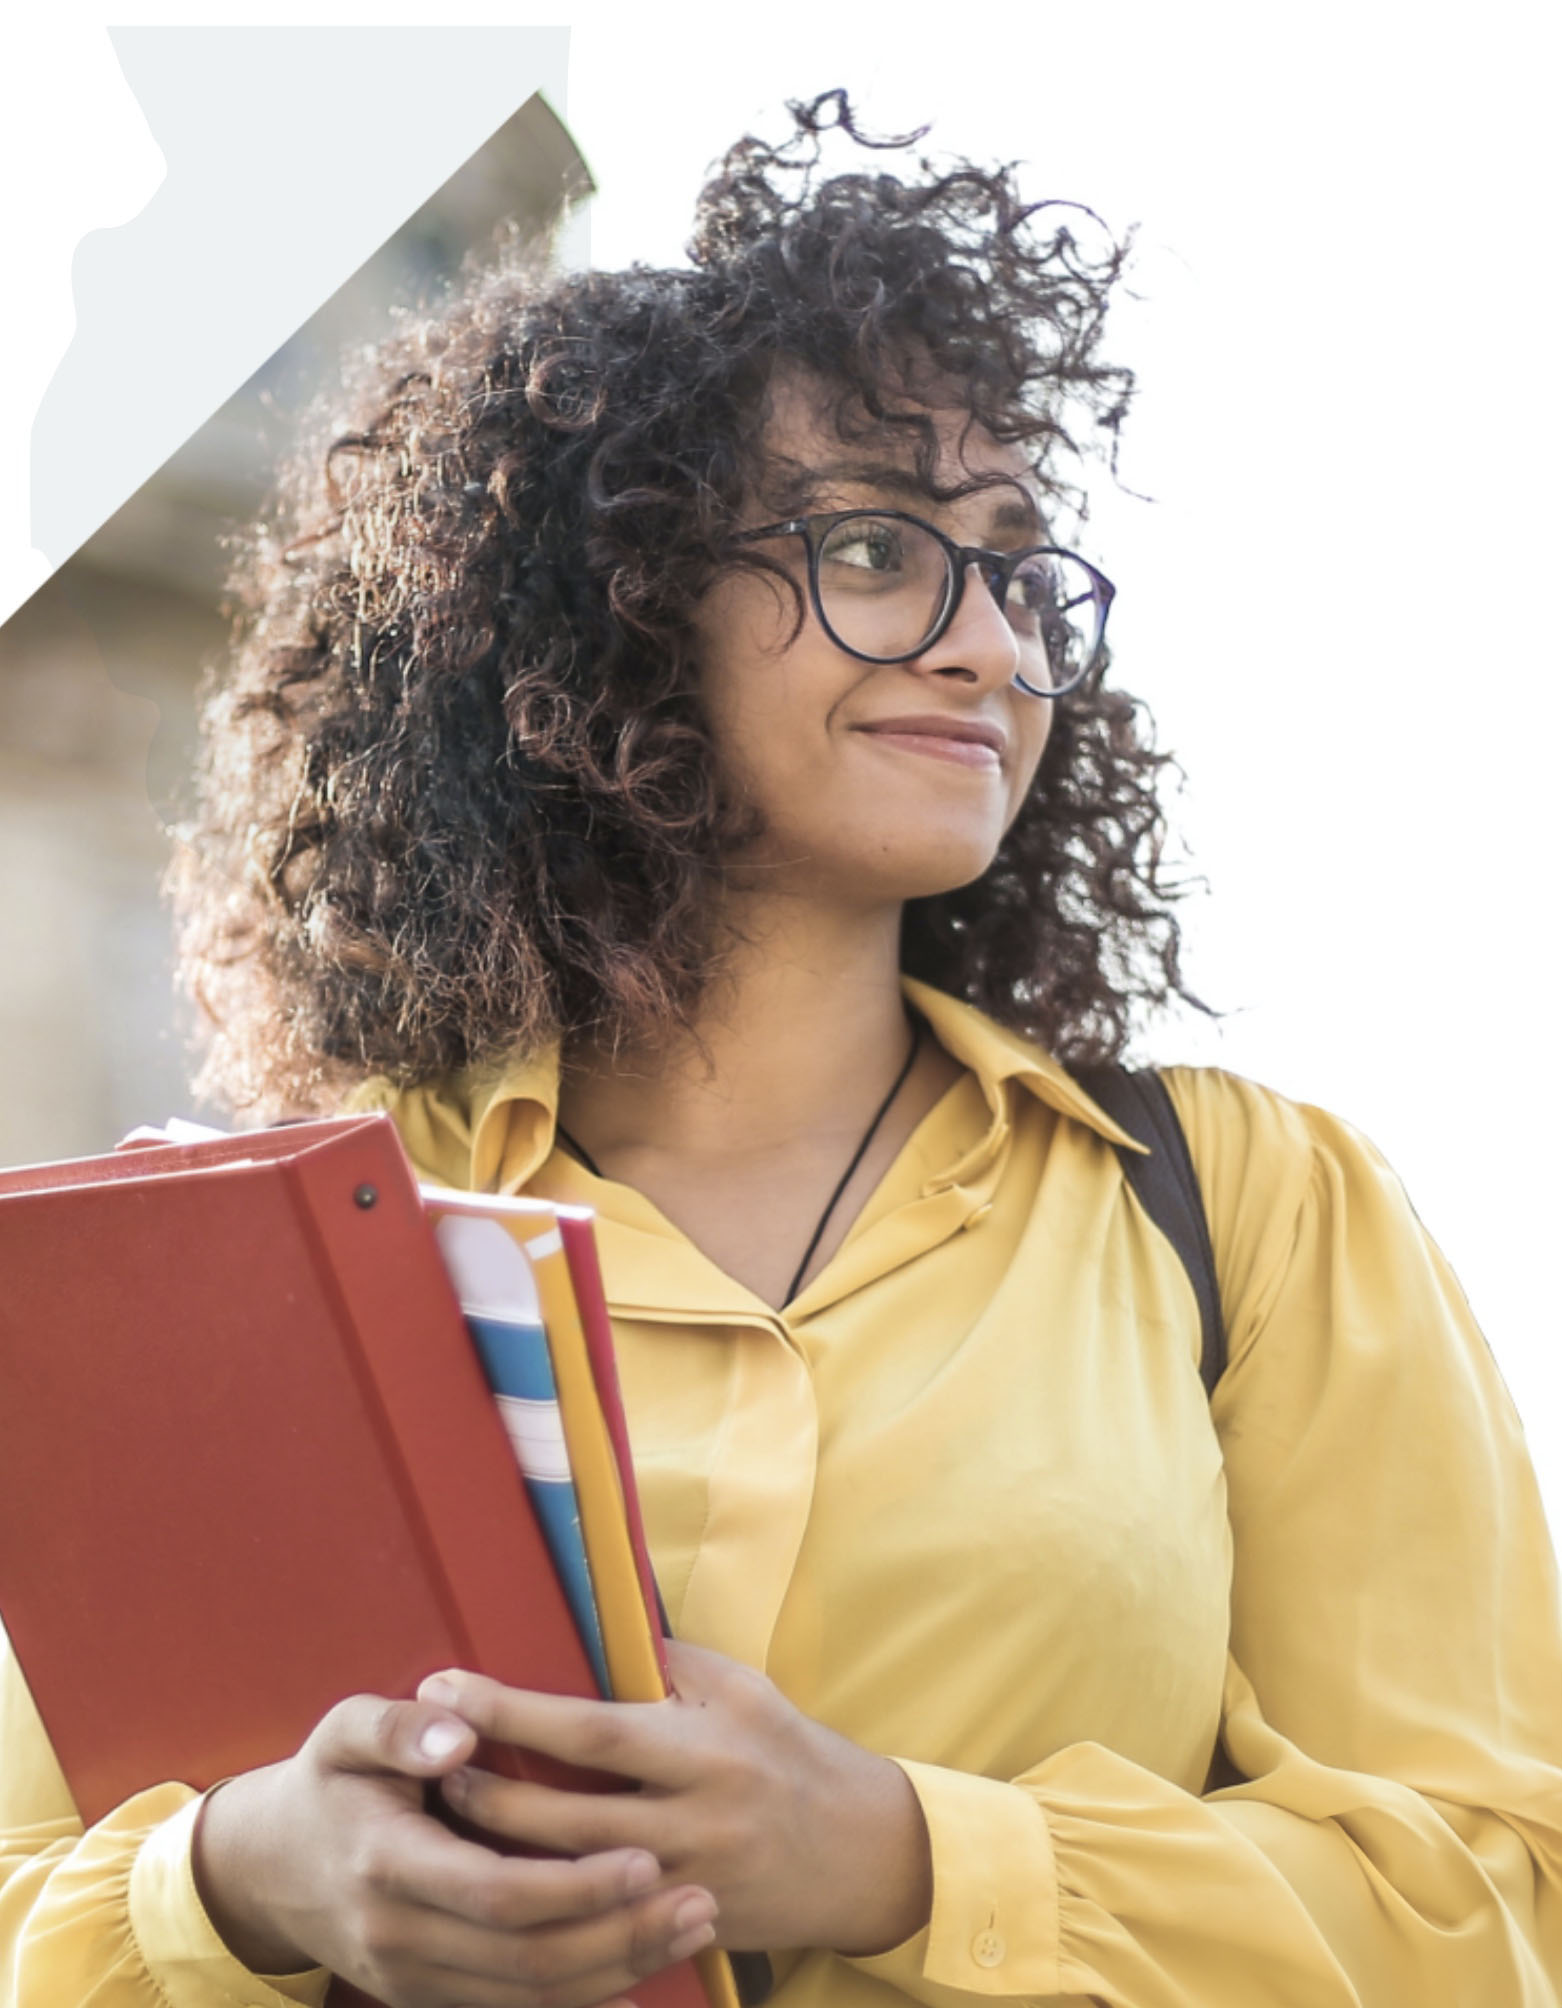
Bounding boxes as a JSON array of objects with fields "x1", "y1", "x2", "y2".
[{"x1": 311, "y1": 1692, "x2": 478, "y2": 1781}]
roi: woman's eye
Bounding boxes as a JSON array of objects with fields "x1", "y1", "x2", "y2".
[
  {"x1": 1007, "y1": 564, "x2": 1058, "y2": 632},
  {"x1": 1007, "y1": 583, "x2": 1045, "y2": 631},
  {"x1": 823, "y1": 522, "x2": 903, "y2": 573}
]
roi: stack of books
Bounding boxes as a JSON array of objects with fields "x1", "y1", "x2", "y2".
[{"x1": 0, "y1": 1113, "x2": 739, "y2": 2008}]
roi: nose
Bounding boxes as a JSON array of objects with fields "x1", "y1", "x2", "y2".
[{"x1": 907, "y1": 560, "x2": 1021, "y2": 692}]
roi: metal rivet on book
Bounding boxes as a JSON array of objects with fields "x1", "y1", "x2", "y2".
[{"x1": 353, "y1": 1184, "x2": 378, "y2": 1209}]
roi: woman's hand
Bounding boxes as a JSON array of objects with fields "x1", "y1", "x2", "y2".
[
  {"x1": 423, "y1": 1641, "x2": 934, "y2": 1958},
  {"x1": 191, "y1": 1691, "x2": 720, "y2": 2008}
]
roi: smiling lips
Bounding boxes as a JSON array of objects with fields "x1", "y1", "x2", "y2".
[{"x1": 852, "y1": 714, "x2": 1008, "y2": 769}]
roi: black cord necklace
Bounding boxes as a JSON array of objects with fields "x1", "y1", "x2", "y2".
[{"x1": 553, "y1": 1015, "x2": 924, "y2": 1308}]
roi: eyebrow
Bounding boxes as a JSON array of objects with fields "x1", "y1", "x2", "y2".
[{"x1": 783, "y1": 459, "x2": 1043, "y2": 538}]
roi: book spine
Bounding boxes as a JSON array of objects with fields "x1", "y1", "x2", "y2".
[
  {"x1": 557, "y1": 1212, "x2": 671, "y2": 1674},
  {"x1": 516, "y1": 1222, "x2": 668, "y2": 1705},
  {"x1": 282, "y1": 1123, "x2": 603, "y2": 1790},
  {"x1": 279, "y1": 1142, "x2": 476, "y2": 1669}
]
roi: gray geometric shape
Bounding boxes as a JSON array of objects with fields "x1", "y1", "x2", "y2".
[{"x1": 32, "y1": 26, "x2": 569, "y2": 568}]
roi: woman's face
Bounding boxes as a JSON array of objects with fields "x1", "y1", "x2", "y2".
[{"x1": 691, "y1": 376, "x2": 1055, "y2": 912}]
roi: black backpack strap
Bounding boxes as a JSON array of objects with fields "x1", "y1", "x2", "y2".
[{"x1": 1075, "y1": 1067, "x2": 1227, "y2": 1397}]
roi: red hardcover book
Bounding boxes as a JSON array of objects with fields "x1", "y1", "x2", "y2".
[{"x1": 0, "y1": 1116, "x2": 723, "y2": 2008}]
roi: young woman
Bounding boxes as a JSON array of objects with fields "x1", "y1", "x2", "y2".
[{"x1": 2, "y1": 94, "x2": 1558, "y2": 2008}]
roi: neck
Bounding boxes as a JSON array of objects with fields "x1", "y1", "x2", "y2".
[{"x1": 560, "y1": 893, "x2": 912, "y2": 1161}]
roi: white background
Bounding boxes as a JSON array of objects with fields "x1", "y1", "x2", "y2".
[{"x1": 2, "y1": 2, "x2": 1558, "y2": 1530}]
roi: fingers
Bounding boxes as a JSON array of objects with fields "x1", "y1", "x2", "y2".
[
  {"x1": 382, "y1": 1824, "x2": 665, "y2": 1935},
  {"x1": 439, "y1": 1765, "x2": 659, "y2": 1860},
  {"x1": 419, "y1": 1671, "x2": 692, "y2": 1790},
  {"x1": 300, "y1": 1688, "x2": 694, "y2": 1927},
  {"x1": 368, "y1": 1876, "x2": 718, "y2": 2006},
  {"x1": 310, "y1": 1691, "x2": 479, "y2": 1781}
]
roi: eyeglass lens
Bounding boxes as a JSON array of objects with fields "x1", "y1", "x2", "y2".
[{"x1": 814, "y1": 515, "x2": 1104, "y2": 691}]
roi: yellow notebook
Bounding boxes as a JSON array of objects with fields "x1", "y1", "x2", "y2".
[{"x1": 505, "y1": 1213, "x2": 666, "y2": 1702}]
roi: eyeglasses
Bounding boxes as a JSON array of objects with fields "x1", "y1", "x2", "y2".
[{"x1": 734, "y1": 509, "x2": 1115, "y2": 698}]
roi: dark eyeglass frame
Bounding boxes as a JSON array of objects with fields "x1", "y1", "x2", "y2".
[{"x1": 733, "y1": 508, "x2": 1116, "y2": 698}]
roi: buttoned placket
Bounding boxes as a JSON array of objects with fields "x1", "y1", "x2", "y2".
[{"x1": 576, "y1": 1079, "x2": 1020, "y2": 1671}]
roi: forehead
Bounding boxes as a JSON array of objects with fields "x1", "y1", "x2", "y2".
[{"x1": 756, "y1": 369, "x2": 1037, "y2": 515}]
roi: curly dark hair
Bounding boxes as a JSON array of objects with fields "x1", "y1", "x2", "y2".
[{"x1": 174, "y1": 90, "x2": 1199, "y2": 1116}]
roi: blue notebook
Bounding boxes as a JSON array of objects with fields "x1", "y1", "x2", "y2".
[{"x1": 430, "y1": 1211, "x2": 611, "y2": 1696}]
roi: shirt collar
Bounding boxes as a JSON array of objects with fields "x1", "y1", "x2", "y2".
[
  {"x1": 900, "y1": 980, "x2": 1148, "y2": 1155},
  {"x1": 349, "y1": 977, "x2": 1146, "y2": 1194}
]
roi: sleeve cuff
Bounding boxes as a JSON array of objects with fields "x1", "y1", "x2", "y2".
[
  {"x1": 129, "y1": 1794, "x2": 332, "y2": 2008},
  {"x1": 847, "y1": 1759, "x2": 1061, "y2": 2000}
]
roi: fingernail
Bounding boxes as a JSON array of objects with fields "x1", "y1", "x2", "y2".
[
  {"x1": 624, "y1": 1852, "x2": 660, "y2": 1893},
  {"x1": 420, "y1": 1675, "x2": 460, "y2": 1708},
  {"x1": 673, "y1": 1894, "x2": 717, "y2": 1935},
  {"x1": 442, "y1": 1765, "x2": 470, "y2": 1801},
  {"x1": 418, "y1": 1718, "x2": 468, "y2": 1762},
  {"x1": 668, "y1": 1921, "x2": 716, "y2": 1961}
]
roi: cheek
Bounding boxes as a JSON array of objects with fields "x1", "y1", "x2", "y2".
[
  {"x1": 694, "y1": 569, "x2": 805, "y2": 679},
  {"x1": 692, "y1": 575, "x2": 811, "y2": 772},
  {"x1": 1006, "y1": 705, "x2": 1054, "y2": 828}
]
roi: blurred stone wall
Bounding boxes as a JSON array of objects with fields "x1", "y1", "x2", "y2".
[{"x1": 0, "y1": 92, "x2": 591, "y2": 1168}]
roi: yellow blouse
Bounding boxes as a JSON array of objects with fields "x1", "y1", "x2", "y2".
[{"x1": 2, "y1": 979, "x2": 1559, "y2": 2008}]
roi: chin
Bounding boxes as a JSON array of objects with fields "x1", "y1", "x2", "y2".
[
  {"x1": 904, "y1": 859, "x2": 1001, "y2": 901},
  {"x1": 846, "y1": 838, "x2": 1005, "y2": 906},
  {"x1": 734, "y1": 814, "x2": 1006, "y2": 906}
]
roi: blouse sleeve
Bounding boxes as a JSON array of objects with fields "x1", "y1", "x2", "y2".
[
  {"x1": 848, "y1": 1069, "x2": 1562, "y2": 2007},
  {"x1": 0, "y1": 1642, "x2": 331, "y2": 2008}
]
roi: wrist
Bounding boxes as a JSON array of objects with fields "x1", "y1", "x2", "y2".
[
  {"x1": 817, "y1": 1749, "x2": 933, "y2": 1958},
  {"x1": 192, "y1": 1768, "x2": 315, "y2": 1976}
]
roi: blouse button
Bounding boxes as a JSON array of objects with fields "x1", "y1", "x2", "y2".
[
  {"x1": 962, "y1": 1203, "x2": 993, "y2": 1231},
  {"x1": 971, "y1": 1930, "x2": 1006, "y2": 1968}
]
